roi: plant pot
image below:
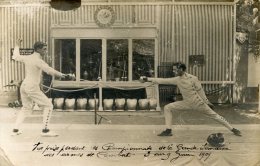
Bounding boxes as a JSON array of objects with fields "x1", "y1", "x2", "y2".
[
  {"x1": 88, "y1": 99, "x2": 99, "y2": 111},
  {"x1": 103, "y1": 99, "x2": 114, "y2": 111},
  {"x1": 138, "y1": 99, "x2": 149, "y2": 111},
  {"x1": 126, "y1": 99, "x2": 137, "y2": 111},
  {"x1": 53, "y1": 98, "x2": 64, "y2": 111},
  {"x1": 76, "y1": 98, "x2": 87, "y2": 111},
  {"x1": 65, "y1": 98, "x2": 75, "y2": 111},
  {"x1": 115, "y1": 98, "x2": 125, "y2": 111}
]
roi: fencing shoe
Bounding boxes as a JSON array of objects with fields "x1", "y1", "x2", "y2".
[
  {"x1": 11, "y1": 131, "x2": 22, "y2": 136},
  {"x1": 231, "y1": 128, "x2": 242, "y2": 136},
  {"x1": 157, "y1": 129, "x2": 173, "y2": 136}
]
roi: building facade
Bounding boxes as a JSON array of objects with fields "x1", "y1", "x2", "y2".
[{"x1": 0, "y1": 0, "x2": 237, "y2": 109}]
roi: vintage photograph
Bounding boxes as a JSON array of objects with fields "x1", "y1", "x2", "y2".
[{"x1": 0, "y1": 0, "x2": 259, "y2": 165}]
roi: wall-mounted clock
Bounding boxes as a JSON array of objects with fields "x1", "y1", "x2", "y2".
[{"x1": 94, "y1": 6, "x2": 116, "y2": 27}]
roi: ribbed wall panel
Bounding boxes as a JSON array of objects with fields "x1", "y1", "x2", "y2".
[
  {"x1": 159, "y1": 5, "x2": 174, "y2": 63},
  {"x1": 159, "y1": 4, "x2": 234, "y2": 84},
  {"x1": 135, "y1": 5, "x2": 156, "y2": 24},
  {"x1": 51, "y1": 5, "x2": 154, "y2": 26},
  {"x1": 0, "y1": 6, "x2": 50, "y2": 91}
]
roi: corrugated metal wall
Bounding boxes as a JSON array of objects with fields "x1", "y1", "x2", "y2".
[
  {"x1": 0, "y1": 5, "x2": 50, "y2": 91},
  {"x1": 0, "y1": 3, "x2": 234, "y2": 97},
  {"x1": 51, "y1": 5, "x2": 156, "y2": 26},
  {"x1": 158, "y1": 3, "x2": 234, "y2": 99},
  {"x1": 159, "y1": 4, "x2": 234, "y2": 82}
]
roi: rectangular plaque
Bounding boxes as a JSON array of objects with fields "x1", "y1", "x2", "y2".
[{"x1": 10, "y1": 48, "x2": 34, "y2": 60}]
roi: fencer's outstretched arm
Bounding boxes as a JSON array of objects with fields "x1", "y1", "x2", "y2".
[
  {"x1": 139, "y1": 76, "x2": 178, "y2": 85},
  {"x1": 36, "y1": 59, "x2": 65, "y2": 78}
]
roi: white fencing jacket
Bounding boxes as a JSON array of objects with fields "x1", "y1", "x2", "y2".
[
  {"x1": 148, "y1": 73, "x2": 211, "y2": 106},
  {"x1": 13, "y1": 46, "x2": 63, "y2": 85}
]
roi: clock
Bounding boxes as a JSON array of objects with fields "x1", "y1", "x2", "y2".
[{"x1": 94, "y1": 6, "x2": 116, "y2": 27}]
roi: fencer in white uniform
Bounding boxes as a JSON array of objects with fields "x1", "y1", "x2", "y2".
[
  {"x1": 12, "y1": 39, "x2": 66, "y2": 137},
  {"x1": 140, "y1": 62, "x2": 241, "y2": 137}
]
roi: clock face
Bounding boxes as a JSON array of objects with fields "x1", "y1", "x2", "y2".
[{"x1": 94, "y1": 6, "x2": 116, "y2": 27}]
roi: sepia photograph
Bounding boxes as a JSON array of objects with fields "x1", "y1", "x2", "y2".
[{"x1": 0, "y1": 0, "x2": 259, "y2": 165}]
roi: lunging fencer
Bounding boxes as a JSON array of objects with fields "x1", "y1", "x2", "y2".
[
  {"x1": 12, "y1": 39, "x2": 67, "y2": 137},
  {"x1": 140, "y1": 62, "x2": 242, "y2": 137}
]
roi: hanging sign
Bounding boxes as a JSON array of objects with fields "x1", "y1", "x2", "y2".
[{"x1": 10, "y1": 48, "x2": 34, "y2": 60}]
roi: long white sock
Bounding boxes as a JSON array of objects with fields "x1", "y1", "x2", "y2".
[
  {"x1": 42, "y1": 109, "x2": 53, "y2": 130},
  {"x1": 14, "y1": 109, "x2": 27, "y2": 131}
]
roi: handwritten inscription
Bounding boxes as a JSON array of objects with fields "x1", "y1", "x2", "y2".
[{"x1": 32, "y1": 142, "x2": 231, "y2": 163}]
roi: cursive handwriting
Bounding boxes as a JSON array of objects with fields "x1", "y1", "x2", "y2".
[
  {"x1": 31, "y1": 142, "x2": 231, "y2": 163},
  {"x1": 102, "y1": 143, "x2": 152, "y2": 151},
  {"x1": 170, "y1": 144, "x2": 196, "y2": 162}
]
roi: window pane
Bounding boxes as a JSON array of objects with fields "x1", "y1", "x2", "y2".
[
  {"x1": 107, "y1": 39, "x2": 128, "y2": 81},
  {"x1": 132, "y1": 39, "x2": 155, "y2": 80},
  {"x1": 54, "y1": 39, "x2": 76, "y2": 80},
  {"x1": 80, "y1": 39, "x2": 102, "y2": 81}
]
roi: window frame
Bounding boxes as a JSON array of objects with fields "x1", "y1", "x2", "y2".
[{"x1": 51, "y1": 28, "x2": 158, "y2": 87}]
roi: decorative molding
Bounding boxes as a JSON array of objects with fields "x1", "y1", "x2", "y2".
[{"x1": 51, "y1": 4, "x2": 157, "y2": 27}]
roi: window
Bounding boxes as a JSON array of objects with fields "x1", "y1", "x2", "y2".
[
  {"x1": 80, "y1": 39, "x2": 102, "y2": 81},
  {"x1": 132, "y1": 39, "x2": 155, "y2": 80},
  {"x1": 53, "y1": 38, "x2": 155, "y2": 82},
  {"x1": 107, "y1": 39, "x2": 128, "y2": 81},
  {"x1": 54, "y1": 39, "x2": 76, "y2": 80}
]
